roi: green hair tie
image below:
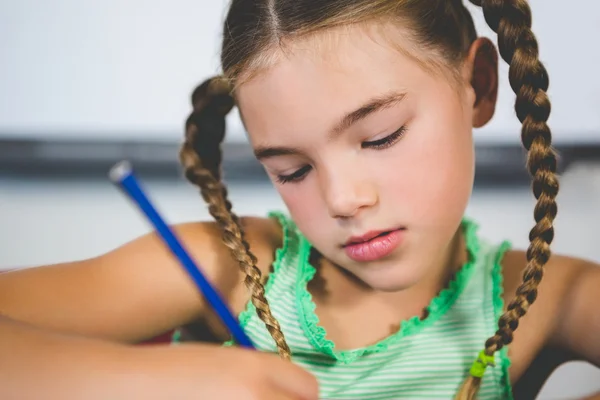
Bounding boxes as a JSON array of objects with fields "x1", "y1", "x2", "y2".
[{"x1": 469, "y1": 350, "x2": 496, "y2": 378}]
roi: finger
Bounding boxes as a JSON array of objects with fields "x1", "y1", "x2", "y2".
[{"x1": 264, "y1": 357, "x2": 319, "y2": 400}]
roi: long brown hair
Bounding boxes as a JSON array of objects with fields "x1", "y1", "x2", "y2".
[{"x1": 179, "y1": 0, "x2": 558, "y2": 398}]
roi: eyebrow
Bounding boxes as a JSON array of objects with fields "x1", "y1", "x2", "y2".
[
  {"x1": 330, "y1": 91, "x2": 407, "y2": 138},
  {"x1": 253, "y1": 91, "x2": 407, "y2": 161}
]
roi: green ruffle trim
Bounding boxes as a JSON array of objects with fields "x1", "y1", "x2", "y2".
[
  {"x1": 491, "y1": 240, "x2": 515, "y2": 400},
  {"x1": 223, "y1": 211, "x2": 296, "y2": 347},
  {"x1": 296, "y1": 218, "x2": 483, "y2": 364},
  {"x1": 171, "y1": 328, "x2": 182, "y2": 344}
]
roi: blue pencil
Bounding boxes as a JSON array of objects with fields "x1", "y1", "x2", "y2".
[{"x1": 109, "y1": 160, "x2": 255, "y2": 349}]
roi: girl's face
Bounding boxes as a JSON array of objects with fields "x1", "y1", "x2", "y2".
[{"x1": 236, "y1": 24, "x2": 488, "y2": 292}]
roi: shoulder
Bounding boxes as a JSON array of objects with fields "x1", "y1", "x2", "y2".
[
  {"x1": 106, "y1": 214, "x2": 288, "y2": 337},
  {"x1": 500, "y1": 249, "x2": 580, "y2": 317},
  {"x1": 166, "y1": 215, "x2": 286, "y2": 339},
  {"x1": 165, "y1": 215, "x2": 285, "y2": 286},
  {"x1": 98, "y1": 214, "x2": 286, "y2": 310},
  {"x1": 500, "y1": 249, "x2": 597, "y2": 337},
  {"x1": 500, "y1": 248, "x2": 600, "y2": 379}
]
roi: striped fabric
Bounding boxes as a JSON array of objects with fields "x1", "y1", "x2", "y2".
[{"x1": 231, "y1": 211, "x2": 512, "y2": 399}]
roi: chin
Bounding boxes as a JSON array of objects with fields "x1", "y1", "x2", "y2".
[{"x1": 358, "y1": 263, "x2": 426, "y2": 292}]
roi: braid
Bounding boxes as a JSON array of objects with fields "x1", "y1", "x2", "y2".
[
  {"x1": 179, "y1": 77, "x2": 291, "y2": 360},
  {"x1": 456, "y1": 1, "x2": 558, "y2": 398}
]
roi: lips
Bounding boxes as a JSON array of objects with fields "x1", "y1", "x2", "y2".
[
  {"x1": 344, "y1": 230, "x2": 394, "y2": 246},
  {"x1": 343, "y1": 228, "x2": 405, "y2": 262}
]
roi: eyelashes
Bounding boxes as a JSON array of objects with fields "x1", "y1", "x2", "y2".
[
  {"x1": 276, "y1": 164, "x2": 312, "y2": 184},
  {"x1": 275, "y1": 125, "x2": 407, "y2": 184},
  {"x1": 361, "y1": 125, "x2": 407, "y2": 150}
]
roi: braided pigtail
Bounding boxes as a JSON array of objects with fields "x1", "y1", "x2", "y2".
[
  {"x1": 179, "y1": 77, "x2": 292, "y2": 360},
  {"x1": 455, "y1": 1, "x2": 558, "y2": 398}
]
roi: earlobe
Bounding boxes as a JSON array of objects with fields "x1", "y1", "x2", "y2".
[{"x1": 465, "y1": 38, "x2": 499, "y2": 128}]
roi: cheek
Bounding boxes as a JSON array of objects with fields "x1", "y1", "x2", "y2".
[
  {"x1": 382, "y1": 105, "x2": 474, "y2": 224},
  {"x1": 423, "y1": 134, "x2": 474, "y2": 214},
  {"x1": 276, "y1": 183, "x2": 324, "y2": 233}
]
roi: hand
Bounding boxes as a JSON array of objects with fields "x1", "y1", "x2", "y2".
[{"x1": 125, "y1": 343, "x2": 319, "y2": 400}]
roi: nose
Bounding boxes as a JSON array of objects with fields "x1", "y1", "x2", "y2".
[{"x1": 321, "y1": 164, "x2": 378, "y2": 219}]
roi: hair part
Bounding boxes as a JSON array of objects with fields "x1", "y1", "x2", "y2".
[
  {"x1": 180, "y1": 0, "x2": 558, "y2": 398},
  {"x1": 224, "y1": 1, "x2": 477, "y2": 87}
]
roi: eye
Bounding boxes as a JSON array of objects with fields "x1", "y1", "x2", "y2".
[
  {"x1": 362, "y1": 126, "x2": 407, "y2": 150},
  {"x1": 276, "y1": 165, "x2": 312, "y2": 184}
]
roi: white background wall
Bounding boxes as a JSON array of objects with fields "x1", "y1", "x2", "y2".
[{"x1": 1, "y1": 0, "x2": 600, "y2": 143}]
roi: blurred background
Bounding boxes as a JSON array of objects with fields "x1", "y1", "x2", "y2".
[{"x1": 1, "y1": 0, "x2": 599, "y2": 398}]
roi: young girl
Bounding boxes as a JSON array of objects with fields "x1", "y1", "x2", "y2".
[{"x1": 1, "y1": 0, "x2": 599, "y2": 399}]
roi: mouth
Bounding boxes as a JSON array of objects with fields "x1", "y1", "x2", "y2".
[
  {"x1": 342, "y1": 228, "x2": 406, "y2": 262},
  {"x1": 343, "y1": 228, "x2": 404, "y2": 247}
]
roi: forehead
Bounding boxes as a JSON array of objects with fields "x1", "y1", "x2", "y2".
[{"x1": 234, "y1": 22, "x2": 443, "y2": 141}]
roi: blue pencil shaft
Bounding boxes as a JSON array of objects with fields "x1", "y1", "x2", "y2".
[{"x1": 112, "y1": 165, "x2": 254, "y2": 349}]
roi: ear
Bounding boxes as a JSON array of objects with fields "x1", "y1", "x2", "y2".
[{"x1": 463, "y1": 37, "x2": 498, "y2": 128}]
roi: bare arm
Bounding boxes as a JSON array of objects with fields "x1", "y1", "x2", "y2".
[
  {"x1": 552, "y1": 259, "x2": 600, "y2": 400},
  {"x1": 499, "y1": 250, "x2": 599, "y2": 400},
  {"x1": 0, "y1": 314, "x2": 140, "y2": 399},
  {"x1": 0, "y1": 216, "x2": 278, "y2": 343},
  {"x1": 553, "y1": 259, "x2": 600, "y2": 369},
  {"x1": 0, "y1": 314, "x2": 318, "y2": 400}
]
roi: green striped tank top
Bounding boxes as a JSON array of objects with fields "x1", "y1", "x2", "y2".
[{"x1": 185, "y1": 211, "x2": 513, "y2": 399}]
